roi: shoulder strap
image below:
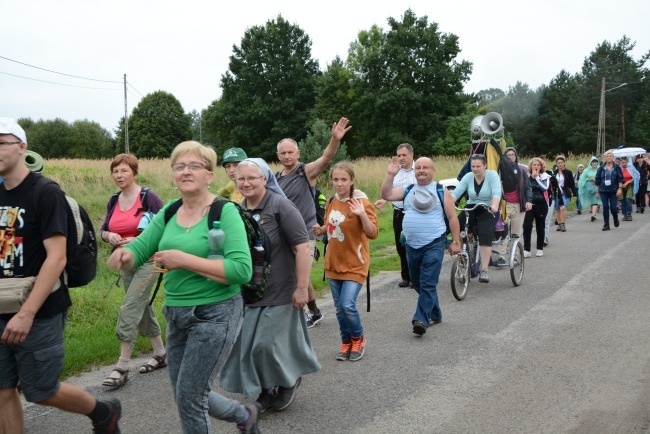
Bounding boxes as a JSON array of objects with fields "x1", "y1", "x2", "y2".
[
  {"x1": 404, "y1": 183, "x2": 415, "y2": 198},
  {"x1": 206, "y1": 199, "x2": 227, "y2": 228},
  {"x1": 436, "y1": 182, "x2": 445, "y2": 205},
  {"x1": 108, "y1": 192, "x2": 120, "y2": 212},
  {"x1": 139, "y1": 188, "x2": 150, "y2": 212},
  {"x1": 163, "y1": 199, "x2": 183, "y2": 224},
  {"x1": 32, "y1": 174, "x2": 59, "y2": 209}
]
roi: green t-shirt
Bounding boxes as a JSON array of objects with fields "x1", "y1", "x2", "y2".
[{"x1": 125, "y1": 200, "x2": 252, "y2": 307}]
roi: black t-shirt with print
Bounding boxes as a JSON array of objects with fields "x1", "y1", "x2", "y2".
[{"x1": 0, "y1": 172, "x2": 72, "y2": 319}]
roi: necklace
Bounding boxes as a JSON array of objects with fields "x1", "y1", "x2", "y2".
[{"x1": 179, "y1": 201, "x2": 212, "y2": 234}]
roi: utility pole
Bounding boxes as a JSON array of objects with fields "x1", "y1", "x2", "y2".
[
  {"x1": 124, "y1": 74, "x2": 129, "y2": 153},
  {"x1": 597, "y1": 77, "x2": 606, "y2": 157}
]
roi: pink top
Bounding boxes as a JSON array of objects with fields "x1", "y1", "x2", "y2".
[{"x1": 108, "y1": 195, "x2": 143, "y2": 239}]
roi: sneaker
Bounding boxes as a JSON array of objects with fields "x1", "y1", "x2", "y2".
[
  {"x1": 577, "y1": 209, "x2": 581, "y2": 215},
  {"x1": 478, "y1": 269, "x2": 489, "y2": 283},
  {"x1": 272, "y1": 377, "x2": 302, "y2": 411},
  {"x1": 495, "y1": 257, "x2": 507, "y2": 267},
  {"x1": 412, "y1": 320, "x2": 426, "y2": 336},
  {"x1": 306, "y1": 310, "x2": 323, "y2": 329},
  {"x1": 256, "y1": 388, "x2": 277, "y2": 414},
  {"x1": 556, "y1": 224, "x2": 562, "y2": 231},
  {"x1": 602, "y1": 224, "x2": 610, "y2": 231},
  {"x1": 614, "y1": 216, "x2": 620, "y2": 227},
  {"x1": 349, "y1": 335, "x2": 366, "y2": 361},
  {"x1": 544, "y1": 237, "x2": 549, "y2": 247},
  {"x1": 524, "y1": 250, "x2": 531, "y2": 258},
  {"x1": 336, "y1": 340, "x2": 352, "y2": 361},
  {"x1": 237, "y1": 403, "x2": 260, "y2": 434},
  {"x1": 93, "y1": 398, "x2": 122, "y2": 434},
  {"x1": 429, "y1": 318, "x2": 442, "y2": 326},
  {"x1": 536, "y1": 250, "x2": 543, "y2": 257},
  {"x1": 591, "y1": 216, "x2": 596, "y2": 222},
  {"x1": 560, "y1": 223, "x2": 566, "y2": 232}
]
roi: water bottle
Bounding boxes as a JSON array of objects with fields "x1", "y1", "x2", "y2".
[
  {"x1": 208, "y1": 221, "x2": 225, "y2": 259},
  {"x1": 251, "y1": 239, "x2": 265, "y2": 285}
]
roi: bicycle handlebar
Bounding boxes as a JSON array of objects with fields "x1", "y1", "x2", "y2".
[{"x1": 455, "y1": 203, "x2": 492, "y2": 212}]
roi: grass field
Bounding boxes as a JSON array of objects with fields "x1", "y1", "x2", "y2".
[{"x1": 40, "y1": 154, "x2": 586, "y2": 377}]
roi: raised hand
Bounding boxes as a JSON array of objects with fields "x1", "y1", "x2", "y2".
[
  {"x1": 348, "y1": 197, "x2": 366, "y2": 216},
  {"x1": 331, "y1": 117, "x2": 352, "y2": 141},
  {"x1": 387, "y1": 157, "x2": 400, "y2": 176}
]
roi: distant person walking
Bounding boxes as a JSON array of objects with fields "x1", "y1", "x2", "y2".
[
  {"x1": 522, "y1": 157, "x2": 550, "y2": 257},
  {"x1": 595, "y1": 150, "x2": 624, "y2": 231},
  {"x1": 374, "y1": 143, "x2": 416, "y2": 288},
  {"x1": 578, "y1": 157, "x2": 601, "y2": 222},
  {"x1": 552, "y1": 155, "x2": 576, "y2": 233}
]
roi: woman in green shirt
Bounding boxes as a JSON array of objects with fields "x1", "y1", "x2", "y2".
[{"x1": 108, "y1": 141, "x2": 259, "y2": 433}]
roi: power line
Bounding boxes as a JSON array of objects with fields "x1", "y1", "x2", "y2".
[
  {"x1": 0, "y1": 55, "x2": 122, "y2": 83},
  {"x1": 127, "y1": 81, "x2": 146, "y2": 98},
  {"x1": 0, "y1": 70, "x2": 121, "y2": 90}
]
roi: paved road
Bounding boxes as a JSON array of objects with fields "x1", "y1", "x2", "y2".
[{"x1": 24, "y1": 212, "x2": 650, "y2": 433}]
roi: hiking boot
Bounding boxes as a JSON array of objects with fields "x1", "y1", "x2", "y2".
[
  {"x1": 627, "y1": 214, "x2": 633, "y2": 221},
  {"x1": 602, "y1": 224, "x2": 610, "y2": 231},
  {"x1": 591, "y1": 216, "x2": 596, "y2": 222},
  {"x1": 305, "y1": 310, "x2": 323, "y2": 328},
  {"x1": 398, "y1": 279, "x2": 410, "y2": 288},
  {"x1": 577, "y1": 209, "x2": 582, "y2": 215},
  {"x1": 256, "y1": 388, "x2": 277, "y2": 414},
  {"x1": 478, "y1": 269, "x2": 489, "y2": 283},
  {"x1": 613, "y1": 216, "x2": 620, "y2": 227},
  {"x1": 349, "y1": 335, "x2": 366, "y2": 361},
  {"x1": 336, "y1": 340, "x2": 352, "y2": 361},
  {"x1": 524, "y1": 250, "x2": 531, "y2": 258},
  {"x1": 560, "y1": 223, "x2": 566, "y2": 232},
  {"x1": 237, "y1": 403, "x2": 261, "y2": 434},
  {"x1": 429, "y1": 318, "x2": 442, "y2": 326},
  {"x1": 93, "y1": 398, "x2": 122, "y2": 434},
  {"x1": 412, "y1": 320, "x2": 426, "y2": 336},
  {"x1": 272, "y1": 377, "x2": 302, "y2": 411}
]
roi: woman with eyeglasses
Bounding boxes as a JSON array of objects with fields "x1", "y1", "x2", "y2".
[
  {"x1": 220, "y1": 158, "x2": 320, "y2": 414},
  {"x1": 99, "y1": 153, "x2": 165, "y2": 388},
  {"x1": 595, "y1": 150, "x2": 625, "y2": 231},
  {"x1": 451, "y1": 154, "x2": 501, "y2": 283},
  {"x1": 108, "y1": 142, "x2": 259, "y2": 433}
]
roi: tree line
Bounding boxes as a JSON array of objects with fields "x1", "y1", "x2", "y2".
[{"x1": 17, "y1": 10, "x2": 650, "y2": 161}]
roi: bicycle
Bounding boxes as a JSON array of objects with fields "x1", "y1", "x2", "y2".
[{"x1": 450, "y1": 203, "x2": 525, "y2": 301}]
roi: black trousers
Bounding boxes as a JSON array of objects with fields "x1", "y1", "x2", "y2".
[
  {"x1": 636, "y1": 186, "x2": 647, "y2": 208},
  {"x1": 523, "y1": 199, "x2": 549, "y2": 251},
  {"x1": 393, "y1": 208, "x2": 409, "y2": 281}
]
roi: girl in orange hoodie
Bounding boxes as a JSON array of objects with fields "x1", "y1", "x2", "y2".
[{"x1": 312, "y1": 161, "x2": 378, "y2": 362}]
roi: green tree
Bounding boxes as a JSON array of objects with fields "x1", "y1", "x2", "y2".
[
  {"x1": 69, "y1": 120, "x2": 115, "y2": 158},
  {"x1": 208, "y1": 15, "x2": 320, "y2": 161},
  {"x1": 115, "y1": 91, "x2": 192, "y2": 158},
  {"x1": 22, "y1": 118, "x2": 73, "y2": 158},
  {"x1": 346, "y1": 9, "x2": 472, "y2": 157},
  {"x1": 310, "y1": 57, "x2": 356, "y2": 137},
  {"x1": 490, "y1": 82, "x2": 541, "y2": 154}
]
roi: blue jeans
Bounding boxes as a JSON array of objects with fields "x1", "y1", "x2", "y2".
[
  {"x1": 163, "y1": 295, "x2": 247, "y2": 434},
  {"x1": 600, "y1": 192, "x2": 619, "y2": 226},
  {"x1": 328, "y1": 279, "x2": 363, "y2": 341},
  {"x1": 406, "y1": 235, "x2": 445, "y2": 327},
  {"x1": 621, "y1": 197, "x2": 633, "y2": 215}
]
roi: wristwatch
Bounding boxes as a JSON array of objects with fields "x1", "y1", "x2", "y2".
[{"x1": 452, "y1": 240, "x2": 461, "y2": 246}]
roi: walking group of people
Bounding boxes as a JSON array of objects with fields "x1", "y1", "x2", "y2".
[{"x1": 3, "y1": 111, "x2": 648, "y2": 433}]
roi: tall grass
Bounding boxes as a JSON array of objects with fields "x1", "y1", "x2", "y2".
[{"x1": 43, "y1": 154, "x2": 587, "y2": 377}]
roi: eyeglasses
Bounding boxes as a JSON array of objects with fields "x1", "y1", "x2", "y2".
[
  {"x1": 236, "y1": 176, "x2": 265, "y2": 183},
  {"x1": 172, "y1": 162, "x2": 207, "y2": 172},
  {"x1": 0, "y1": 141, "x2": 21, "y2": 146}
]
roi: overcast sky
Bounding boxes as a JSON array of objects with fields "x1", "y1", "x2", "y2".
[{"x1": 1, "y1": 0, "x2": 648, "y2": 135}]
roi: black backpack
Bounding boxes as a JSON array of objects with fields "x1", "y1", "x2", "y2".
[
  {"x1": 155, "y1": 196, "x2": 280, "y2": 305},
  {"x1": 32, "y1": 175, "x2": 98, "y2": 288}
]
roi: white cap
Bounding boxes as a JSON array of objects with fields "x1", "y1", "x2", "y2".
[{"x1": 0, "y1": 118, "x2": 27, "y2": 144}]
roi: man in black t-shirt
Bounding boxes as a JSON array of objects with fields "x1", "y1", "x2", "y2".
[{"x1": 0, "y1": 118, "x2": 121, "y2": 433}]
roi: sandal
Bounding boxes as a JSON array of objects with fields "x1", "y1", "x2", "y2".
[
  {"x1": 102, "y1": 368, "x2": 129, "y2": 387},
  {"x1": 139, "y1": 354, "x2": 167, "y2": 373}
]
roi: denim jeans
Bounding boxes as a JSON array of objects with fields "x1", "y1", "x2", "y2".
[
  {"x1": 328, "y1": 279, "x2": 363, "y2": 341},
  {"x1": 621, "y1": 197, "x2": 633, "y2": 215},
  {"x1": 163, "y1": 295, "x2": 247, "y2": 434},
  {"x1": 405, "y1": 235, "x2": 445, "y2": 327},
  {"x1": 600, "y1": 192, "x2": 619, "y2": 226}
]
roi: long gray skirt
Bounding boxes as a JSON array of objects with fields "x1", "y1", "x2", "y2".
[{"x1": 219, "y1": 304, "x2": 321, "y2": 398}]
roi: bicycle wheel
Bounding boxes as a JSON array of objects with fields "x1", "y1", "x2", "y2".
[
  {"x1": 451, "y1": 252, "x2": 470, "y2": 300},
  {"x1": 509, "y1": 239, "x2": 524, "y2": 286}
]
